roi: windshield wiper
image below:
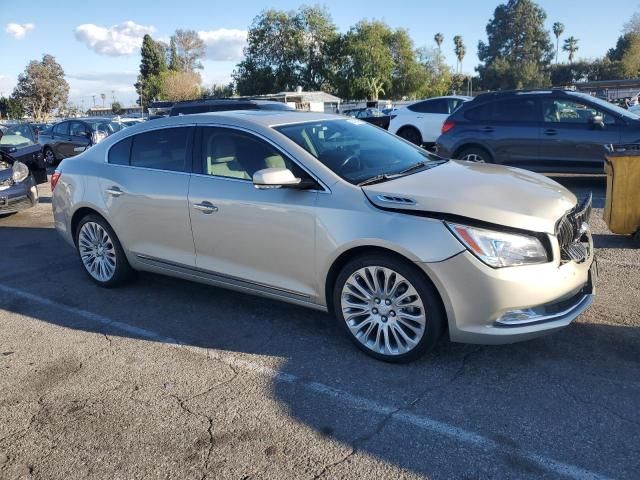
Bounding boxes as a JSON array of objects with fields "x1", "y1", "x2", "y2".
[
  {"x1": 396, "y1": 161, "x2": 428, "y2": 175},
  {"x1": 358, "y1": 173, "x2": 401, "y2": 186}
]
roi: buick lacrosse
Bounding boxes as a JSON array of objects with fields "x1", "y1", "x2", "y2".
[{"x1": 52, "y1": 111, "x2": 596, "y2": 362}]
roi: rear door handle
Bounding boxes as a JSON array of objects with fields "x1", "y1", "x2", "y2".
[
  {"x1": 193, "y1": 201, "x2": 218, "y2": 214},
  {"x1": 481, "y1": 126, "x2": 494, "y2": 133},
  {"x1": 544, "y1": 129, "x2": 557, "y2": 136},
  {"x1": 105, "y1": 187, "x2": 123, "y2": 197}
]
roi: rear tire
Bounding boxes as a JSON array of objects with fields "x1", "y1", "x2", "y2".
[
  {"x1": 44, "y1": 147, "x2": 56, "y2": 166},
  {"x1": 75, "y1": 214, "x2": 134, "y2": 288},
  {"x1": 456, "y1": 146, "x2": 493, "y2": 163},
  {"x1": 397, "y1": 127, "x2": 423, "y2": 146},
  {"x1": 333, "y1": 254, "x2": 445, "y2": 363}
]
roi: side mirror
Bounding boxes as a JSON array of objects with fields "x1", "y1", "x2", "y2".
[
  {"x1": 253, "y1": 168, "x2": 302, "y2": 189},
  {"x1": 591, "y1": 115, "x2": 604, "y2": 128}
]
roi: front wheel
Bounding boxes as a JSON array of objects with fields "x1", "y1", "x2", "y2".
[
  {"x1": 75, "y1": 214, "x2": 134, "y2": 287},
  {"x1": 397, "y1": 127, "x2": 423, "y2": 146},
  {"x1": 333, "y1": 255, "x2": 445, "y2": 362},
  {"x1": 44, "y1": 147, "x2": 56, "y2": 166}
]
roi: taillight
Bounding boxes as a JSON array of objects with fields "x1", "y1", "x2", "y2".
[
  {"x1": 441, "y1": 120, "x2": 456, "y2": 134},
  {"x1": 51, "y1": 171, "x2": 61, "y2": 191}
]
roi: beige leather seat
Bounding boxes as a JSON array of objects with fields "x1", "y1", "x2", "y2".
[{"x1": 207, "y1": 136, "x2": 250, "y2": 179}]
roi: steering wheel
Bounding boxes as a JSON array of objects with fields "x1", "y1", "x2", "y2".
[{"x1": 338, "y1": 153, "x2": 361, "y2": 172}]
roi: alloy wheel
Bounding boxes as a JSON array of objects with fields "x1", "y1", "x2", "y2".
[
  {"x1": 340, "y1": 266, "x2": 427, "y2": 356},
  {"x1": 78, "y1": 221, "x2": 117, "y2": 282},
  {"x1": 44, "y1": 149, "x2": 55, "y2": 165},
  {"x1": 461, "y1": 153, "x2": 485, "y2": 162}
]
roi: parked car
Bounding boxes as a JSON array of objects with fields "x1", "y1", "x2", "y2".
[
  {"x1": 39, "y1": 118, "x2": 124, "y2": 166},
  {"x1": 342, "y1": 107, "x2": 391, "y2": 130},
  {"x1": 435, "y1": 89, "x2": 640, "y2": 173},
  {"x1": 0, "y1": 152, "x2": 40, "y2": 217},
  {"x1": 169, "y1": 98, "x2": 295, "y2": 116},
  {"x1": 0, "y1": 123, "x2": 47, "y2": 184},
  {"x1": 52, "y1": 111, "x2": 595, "y2": 362},
  {"x1": 389, "y1": 96, "x2": 471, "y2": 147}
]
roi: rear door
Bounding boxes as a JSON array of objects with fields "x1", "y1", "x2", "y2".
[
  {"x1": 409, "y1": 99, "x2": 450, "y2": 143},
  {"x1": 52, "y1": 121, "x2": 72, "y2": 158},
  {"x1": 463, "y1": 97, "x2": 541, "y2": 166},
  {"x1": 98, "y1": 126, "x2": 196, "y2": 266},
  {"x1": 538, "y1": 97, "x2": 621, "y2": 170}
]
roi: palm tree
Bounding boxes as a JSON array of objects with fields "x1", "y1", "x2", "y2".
[
  {"x1": 363, "y1": 77, "x2": 385, "y2": 101},
  {"x1": 434, "y1": 33, "x2": 444, "y2": 51},
  {"x1": 100, "y1": 93, "x2": 106, "y2": 107},
  {"x1": 553, "y1": 22, "x2": 565, "y2": 64},
  {"x1": 563, "y1": 36, "x2": 579, "y2": 63},
  {"x1": 453, "y1": 35, "x2": 465, "y2": 73}
]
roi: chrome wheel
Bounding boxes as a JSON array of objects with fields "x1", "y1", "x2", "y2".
[
  {"x1": 461, "y1": 153, "x2": 485, "y2": 162},
  {"x1": 341, "y1": 266, "x2": 427, "y2": 356},
  {"x1": 78, "y1": 222, "x2": 117, "y2": 282}
]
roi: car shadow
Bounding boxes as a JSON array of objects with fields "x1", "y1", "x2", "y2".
[
  {"x1": 0, "y1": 225, "x2": 638, "y2": 478},
  {"x1": 593, "y1": 233, "x2": 638, "y2": 249}
]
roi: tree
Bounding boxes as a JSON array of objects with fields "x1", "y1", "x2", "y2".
[
  {"x1": 12, "y1": 54, "x2": 69, "y2": 121},
  {"x1": 453, "y1": 35, "x2": 466, "y2": 73},
  {"x1": 0, "y1": 96, "x2": 24, "y2": 119},
  {"x1": 202, "y1": 83, "x2": 234, "y2": 98},
  {"x1": 135, "y1": 34, "x2": 167, "y2": 108},
  {"x1": 111, "y1": 101, "x2": 124, "y2": 115},
  {"x1": 434, "y1": 33, "x2": 444, "y2": 51},
  {"x1": 388, "y1": 29, "x2": 427, "y2": 99},
  {"x1": 171, "y1": 29, "x2": 205, "y2": 72},
  {"x1": 416, "y1": 47, "x2": 452, "y2": 98},
  {"x1": 234, "y1": 7, "x2": 340, "y2": 95},
  {"x1": 160, "y1": 71, "x2": 201, "y2": 101},
  {"x1": 553, "y1": 22, "x2": 564, "y2": 64},
  {"x1": 477, "y1": 0, "x2": 553, "y2": 90},
  {"x1": 168, "y1": 37, "x2": 180, "y2": 71},
  {"x1": 563, "y1": 36, "x2": 579, "y2": 63}
]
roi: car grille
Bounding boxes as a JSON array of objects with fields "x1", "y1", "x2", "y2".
[{"x1": 556, "y1": 193, "x2": 592, "y2": 263}]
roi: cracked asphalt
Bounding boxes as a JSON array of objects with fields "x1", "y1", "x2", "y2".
[{"x1": 1, "y1": 175, "x2": 639, "y2": 479}]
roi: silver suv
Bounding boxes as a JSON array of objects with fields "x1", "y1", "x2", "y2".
[{"x1": 52, "y1": 111, "x2": 596, "y2": 362}]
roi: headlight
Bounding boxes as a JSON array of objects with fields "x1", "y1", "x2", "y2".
[
  {"x1": 12, "y1": 161, "x2": 30, "y2": 183},
  {"x1": 446, "y1": 222, "x2": 548, "y2": 268}
]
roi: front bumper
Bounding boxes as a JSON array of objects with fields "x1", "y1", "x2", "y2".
[
  {"x1": 420, "y1": 249, "x2": 594, "y2": 345},
  {"x1": 0, "y1": 176, "x2": 38, "y2": 214}
]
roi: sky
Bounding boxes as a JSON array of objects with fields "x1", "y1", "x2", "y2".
[{"x1": 0, "y1": 0, "x2": 637, "y2": 107}]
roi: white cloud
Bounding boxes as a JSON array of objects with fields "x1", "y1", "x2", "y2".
[
  {"x1": 198, "y1": 28, "x2": 247, "y2": 61},
  {"x1": 74, "y1": 21, "x2": 155, "y2": 56},
  {"x1": 5, "y1": 23, "x2": 35, "y2": 40}
]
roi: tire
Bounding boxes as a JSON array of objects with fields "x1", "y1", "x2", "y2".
[
  {"x1": 44, "y1": 147, "x2": 56, "y2": 166},
  {"x1": 456, "y1": 146, "x2": 493, "y2": 163},
  {"x1": 333, "y1": 254, "x2": 445, "y2": 363},
  {"x1": 397, "y1": 127, "x2": 423, "y2": 146},
  {"x1": 75, "y1": 214, "x2": 134, "y2": 288}
]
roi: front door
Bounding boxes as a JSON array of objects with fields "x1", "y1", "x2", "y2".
[
  {"x1": 97, "y1": 126, "x2": 196, "y2": 266},
  {"x1": 538, "y1": 97, "x2": 621, "y2": 171},
  {"x1": 188, "y1": 126, "x2": 319, "y2": 300},
  {"x1": 68, "y1": 121, "x2": 92, "y2": 156}
]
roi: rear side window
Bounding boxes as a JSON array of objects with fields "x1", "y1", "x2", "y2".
[
  {"x1": 129, "y1": 127, "x2": 190, "y2": 172},
  {"x1": 408, "y1": 99, "x2": 447, "y2": 114},
  {"x1": 464, "y1": 98, "x2": 539, "y2": 123},
  {"x1": 108, "y1": 137, "x2": 132, "y2": 165}
]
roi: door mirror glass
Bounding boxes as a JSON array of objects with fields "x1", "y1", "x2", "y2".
[{"x1": 253, "y1": 168, "x2": 301, "y2": 189}]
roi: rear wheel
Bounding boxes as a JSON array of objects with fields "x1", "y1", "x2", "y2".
[
  {"x1": 44, "y1": 147, "x2": 56, "y2": 166},
  {"x1": 397, "y1": 127, "x2": 423, "y2": 146},
  {"x1": 333, "y1": 255, "x2": 444, "y2": 363},
  {"x1": 456, "y1": 146, "x2": 493, "y2": 163},
  {"x1": 75, "y1": 214, "x2": 133, "y2": 287}
]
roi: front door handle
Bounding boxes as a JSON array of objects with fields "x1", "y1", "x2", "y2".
[
  {"x1": 193, "y1": 202, "x2": 218, "y2": 214},
  {"x1": 105, "y1": 187, "x2": 123, "y2": 197},
  {"x1": 544, "y1": 128, "x2": 557, "y2": 136}
]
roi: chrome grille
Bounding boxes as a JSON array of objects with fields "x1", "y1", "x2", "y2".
[{"x1": 556, "y1": 193, "x2": 592, "y2": 263}]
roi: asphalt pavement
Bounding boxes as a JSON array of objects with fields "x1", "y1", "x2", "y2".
[{"x1": 0, "y1": 176, "x2": 638, "y2": 480}]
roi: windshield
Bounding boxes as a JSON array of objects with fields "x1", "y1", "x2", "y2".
[
  {"x1": 572, "y1": 92, "x2": 640, "y2": 120},
  {"x1": 0, "y1": 124, "x2": 36, "y2": 148},
  {"x1": 274, "y1": 118, "x2": 444, "y2": 185}
]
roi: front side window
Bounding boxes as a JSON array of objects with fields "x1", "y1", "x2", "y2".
[
  {"x1": 70, "y1": 121, "x2": 89, "y2": 137},
  {"x1": 200, "y1": 127, "x2": 308, "y2": 181},
  {"x1": 542, "y1": 99, "x2": 615, "y2": 125},
  {"x1": 130, "y1": 127, "x2": 190, "y2": 172},
  {"x1": 275, "y1": 119, "x2": 443, "y2": 185}
]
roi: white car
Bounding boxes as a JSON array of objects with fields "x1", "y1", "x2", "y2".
[{"x1": 389, "y1": 96, "x2": 471, "y2": 147}]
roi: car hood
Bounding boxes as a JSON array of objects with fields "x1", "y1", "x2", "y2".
[{"x1": 362, "y1": 160, "x2": 577, "y2": 234}]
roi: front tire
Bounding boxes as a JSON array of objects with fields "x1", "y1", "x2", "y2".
[
  {"x1": 75, "y1": 214, "x2": 133, "y2": 287},
  {"x1": 397, "y1": 127, "x2": 423, "y2": 146},
  {"x1": 44, "y1": 147, "x2": 56, "y2": 166},
  {"x1": 333, "y1": 255, "x2": 444, "y2": 363}
]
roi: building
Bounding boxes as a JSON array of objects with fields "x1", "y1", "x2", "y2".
[
  {"x1": 86, "y1": 105, "x2": 143, "y2": 117},
  {"x1": 248, "y1": 91, "x2": 341, "y2": 113},
  {"x1": 572, "y1": 78, "x2": 640, "y2": 101}
]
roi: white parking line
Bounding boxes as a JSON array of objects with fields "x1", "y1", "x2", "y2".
[{"x1": 0, "y1": 283, "x2": 613, "y2": 480}]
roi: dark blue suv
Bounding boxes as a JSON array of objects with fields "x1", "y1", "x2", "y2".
[{"x1": 435, "y1": 89, "x2": 640, "y2": 173}]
